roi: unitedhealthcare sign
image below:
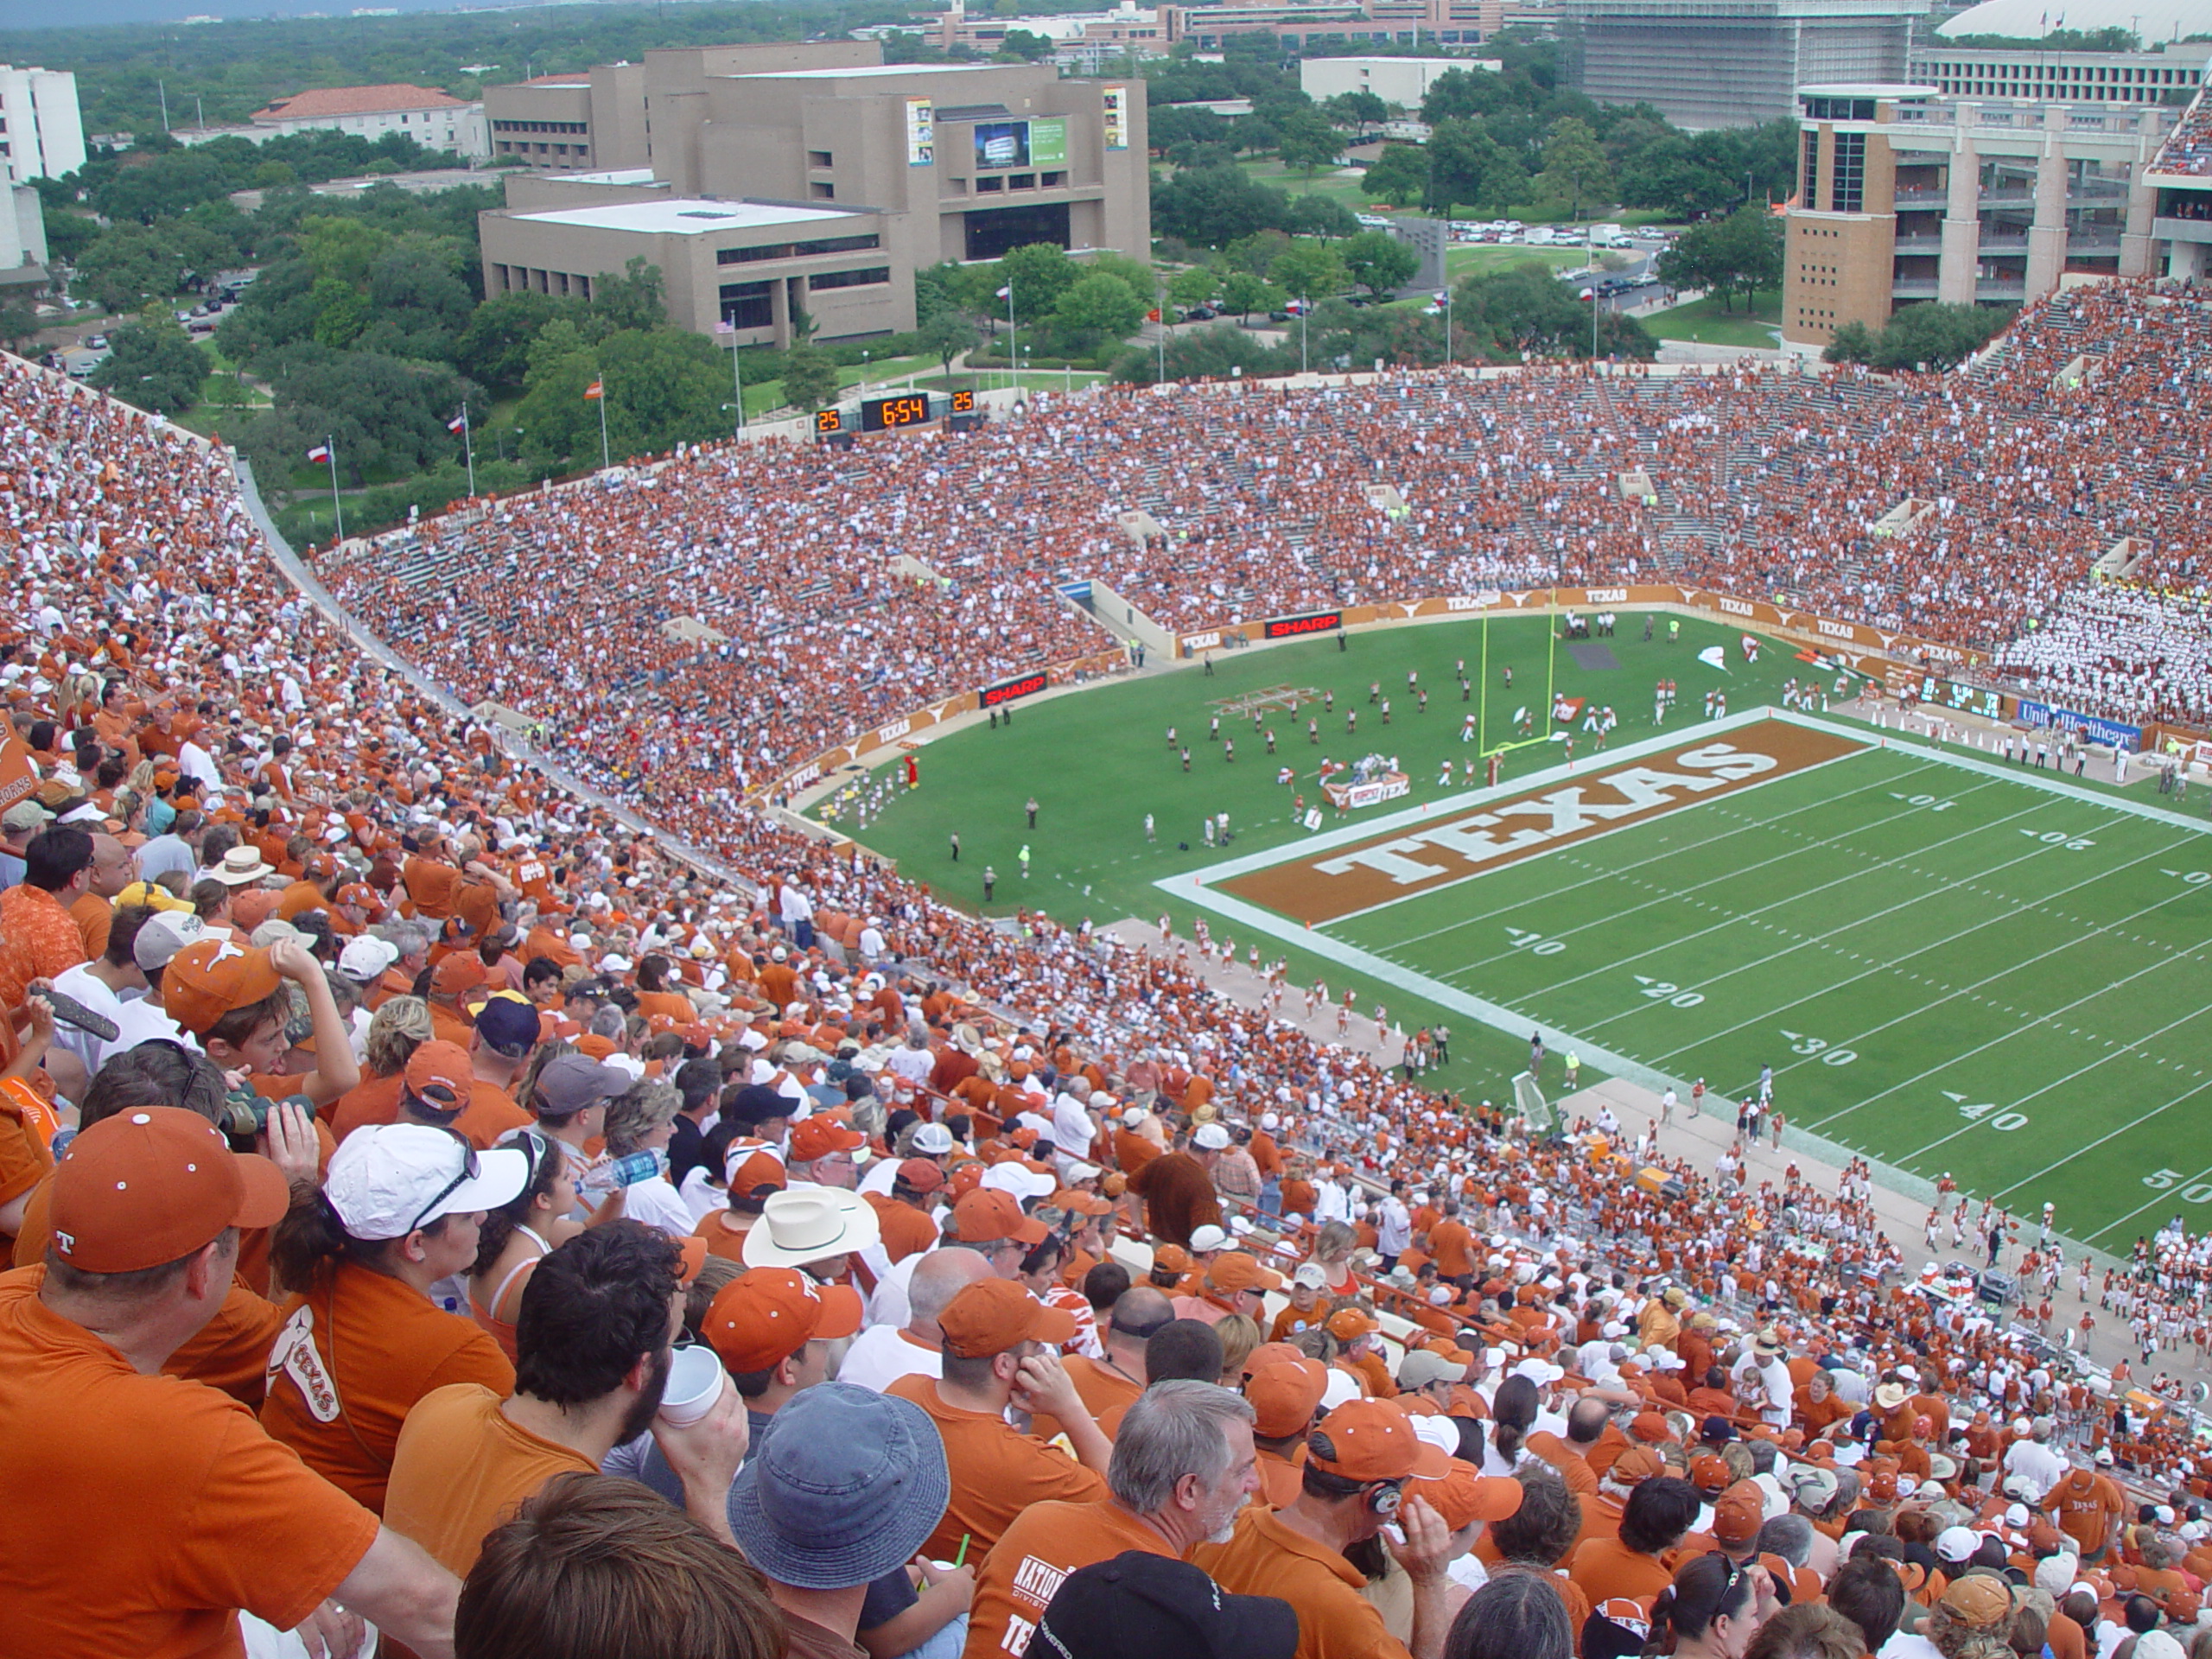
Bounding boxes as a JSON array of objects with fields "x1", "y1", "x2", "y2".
[{"x1": 2016, "y1": 697, "x2": 2142, "y2": 752}]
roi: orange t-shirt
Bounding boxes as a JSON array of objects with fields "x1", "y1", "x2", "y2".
[
  {"x1": 885, "y1": 1374, "x2": 1109, "y2": 1561},
  {"x1": 1255, "y1": 1444, "x2": 1308, "y2": 1509},
  {"x1": 1569, "y1": 1535, "x2": 1678, "y2": 1608},
  {"x1": 260, "y1": 1262, "x2": 516, "y2": 1514},
  {"x1": 1195, "y1": 1504, "x2": 1410, "y2": 1659},
  {"x1": 963, "y1": 1497, "x2": 1175, "y2": 1659},
  {"x1": 1428, "y1": 1220, "x2": 1476, "y2": 1280},
  {"x1": 864, "y1": 1193, "x2": 940, "y2": 1266},
  {"x1": 0, "y1": 1274, "x2": 380, "y2": 1659},
  {"x1": 2044, "y1": 1471, "x2": 2126, "y2": 1556},
  {"x1": 0, "y1": 1091, "x2": 55, "y2": 1269},
  {"x1": 1028, "y1": 1354, "x2": 1143, "y2": 1446},
  {"x1": 383, "y1": 1382, "x2": 596, "y2": 1577}
]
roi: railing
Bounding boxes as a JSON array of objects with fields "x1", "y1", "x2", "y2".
[{"x1": 1976, "y1": 278, "x2": 2029, "y2": 300}]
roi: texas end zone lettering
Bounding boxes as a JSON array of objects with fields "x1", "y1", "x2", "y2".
[
  {"x1": 1219, "y1": 721, "x2": 1865, "y2": 924},
  {"x1": 981, "y1": 670, "x2": 1050, "y2": 709},
  {"x1": 1264, "y1": 610, "x2": 1342, "y2": 640}
]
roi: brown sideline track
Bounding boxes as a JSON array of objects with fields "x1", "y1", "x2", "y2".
[{"x1": 1218, "y1": 720, "x2": 1867, "y2": 925}]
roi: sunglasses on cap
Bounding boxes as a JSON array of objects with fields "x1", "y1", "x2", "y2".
[{"x1": 410, "y1": 1127, "x2": 484, "y2": 1236}]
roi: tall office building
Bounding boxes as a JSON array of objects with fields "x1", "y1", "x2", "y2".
[
  {"x1": 0, "y1": 65, "x2": 86, "y2": 187},
  {"x1": 1782, "y1": 83, "x2": 2176, "y2": 347},
  {"x1": 1559, "y1": 0, "x2": 1929, "y2": 130}
]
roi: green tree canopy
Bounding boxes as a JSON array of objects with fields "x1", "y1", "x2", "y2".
[
  {"x1": 1363, "y1": 143, "x2": 1430, "y2": 208},
  {"x1": 1339, "y1": 229, "x2": 1417, "y2": 298},
  {"x1": 88, "y1": 319, "x2": 209, "y2": 416}
]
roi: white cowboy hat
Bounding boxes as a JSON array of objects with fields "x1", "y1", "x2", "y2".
[{"x1": 741, "y1": 1187, "x2": 881, "y2": 1270}]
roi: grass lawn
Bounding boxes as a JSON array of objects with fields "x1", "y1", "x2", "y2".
[
  {"x1": 1239, "y1": 157, "x2": 1391, "y2": 210},
  {"x1": 818, "y1": 610, "x2": 2212, "y2": 1247},
  {"x1": 1644, "y1": 292, "x2": 1784, "y2": 348},
  {"x1": 1445, "y1": 245, "x2": 1586, "y2": 281}
]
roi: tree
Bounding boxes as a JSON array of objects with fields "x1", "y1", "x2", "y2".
[
  {"x1": 1269, "y1": 238, "x2": 1351, "y2": 303},
  {"x1": 1339, "y1": 229, "x2": 1417, "y2": 298},
  {"x1": 995, "y1": 29, "x2": 1055, "y2": 60},
  {"x1": 1285, "y1": 194, "x2": 1360, "y2": 240},
  {"x1": 1224, "y1": 230, "x2": 1292, "y2": 279},
  {"x1": 588, "y1": 256, "x2": 667, "y2": 334},
  {"x1": 1152, "y1": 165, "x2": 1292, "y2": 247},
  {"x1": 920, "y1": 307, "x2": 978, "y2": 378},
  {"x1": 88, "y1": 319, "x2": 208, "y2": 415},
  {"x1": 1426, "y1": 120, "x2": 1526, "y2": 219},
  {"x1": 1869, "y1": 303, "x2": 2008, "y2": 371},
  {"x1": 1273, "y1": 106, "x2": 1342, "y2": 177},
  {"x1": 1822, "y1": 321, "x2": 1878, "y2": 365},
  {"x1": 994, "y1": 242, "x2": 1079, "y2": 325},
  {"x1": 244, "y1": 348, "x2": 474, "y2": 486},
  {"x1": 1661, "y1": 207, "x2": 1782, "y2": 313},
  {"x1": 1324, "y1": 91, "x2": 1389, "y2": 140},
  {"x1": 1421, "y1": 67, "x2": 1509, "y2": 124},
  {"x1": 1363, "y1": 143, "x2": 1430, "y2": 208},
  {"x1": 1167, "y1": 266, "x2": 1220, "y2": 310},
  {"x1": 778, "y1": 344, "x2": 839, "y2": 413},
  {"x1": 456, "y1": 290, "x2": 579, "y2": 393},
  {"x1": 0, "y1": 304, "x2": 39, "y2": 352},
  {"x1": 1220, "y1": 270, "x2": 1286, "y2": 321},
  {"x1": 1535, "y1": 118, "x2": 1613, "y2": 221},
  {"x1": 70, "y1": 222, "x2": 189, "y2": 314},
  {"x1": 1051, "y1": 270, "x2": 1147, "y2": 350}
]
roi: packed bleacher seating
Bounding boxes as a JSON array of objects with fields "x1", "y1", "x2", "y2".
[
  {"x1": 8, "y1": 285, "x2": 2212, "y2": 1659},
  {"x1": 2151, "y1": 88, "x2": 2212, "y2": 178},
  {"x1": 324, "y1": 284, "x2": 2212, "y2": 818},
  {"x1": 1994, "y1": 582, "x2": 2212, "y2": 728}
]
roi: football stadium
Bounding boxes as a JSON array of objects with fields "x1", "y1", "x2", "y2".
[{"x1": 11, "y1": 269, "x2": 2212, "y2": 1654}]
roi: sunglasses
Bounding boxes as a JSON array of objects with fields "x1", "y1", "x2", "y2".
[{"x1": 409, "y1": 1128, "x2": 481, "y2": 1235}]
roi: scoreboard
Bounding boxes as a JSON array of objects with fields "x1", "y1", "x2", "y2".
[{"x1": 817, "y1": 391, "x2": 984, "y2": 441}]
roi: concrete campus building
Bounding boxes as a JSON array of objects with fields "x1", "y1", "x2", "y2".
[
  {"x1": 1559, "y1": 0, "x2": 1929, "y2": 131},
  {"x1": 477, "y1": 46, "x2": 1148, "y2": 350},
  {"x1": 0, "y1": 65, "x2": 86, "y2": 188},
  {"x1": 1781, "y1": 80, "x2": 2212, "y2": 348},
  {"x1": 1299, "y1": 54, "x2": 1501, "y2": 107},
  {"x1": 173, "y1": 83, "x2": 490, "y2": 162}
]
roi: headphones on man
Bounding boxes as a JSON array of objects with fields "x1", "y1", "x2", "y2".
[{"x1": 1369, "y1": 1479, "x2": 1405, "y2": 1518}]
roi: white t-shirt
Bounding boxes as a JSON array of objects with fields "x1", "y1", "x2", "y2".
[
  {"x1": 107, "y1": 995, "x2": 194, "y2": 1056},
  {"x1": 837, "y1": 1324, "x2": 943, "y2": 1394},
  {"x1": 620, "y1": 1175, "x2": 695, "y2": 1240},
  {"x1": 868, "y1": 1250, "x2": 924, "y2": 1329},
  {"x1": 1051, "y1": 1095, "x2": 1096, "y2": 1160},
  {"x1": 2005, "y1": 1438, "x2": 2066, "y2": 1492},
  {"x1": 46, "y1": 963, "x2": 139, "y2": 1078}
]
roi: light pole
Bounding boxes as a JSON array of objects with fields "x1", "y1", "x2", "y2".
[
  {"x1": 1300, "y1": 295, "x2": 1309, "y2": 374},
  {"x1": 1434, "y1": 287, "x2": 1452, "y2": 365}
]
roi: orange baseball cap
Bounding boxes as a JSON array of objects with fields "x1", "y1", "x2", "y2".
[
  {"x1": 1308, "y1": 1399, "x2": 1452, "y2": 1483},
  {"x1": 950, "y1": 1188, "x2": 1048, "y2": 1247},
  {"x1": 1326, "y1": 1307, "x2": 1379, "y2": 1343},
  {"x1": 404, "y1": 1039, "x2": 473, "y2": 1110},
  {"x1": 1242, "y1": 1341, "x2": 1307, "y2": 1377},
  {"x1": 1688, "y1": 1454, "x2": 1732, "y2": 1493},
  {"x1": 162, "y1": 938, "x2": 283, "y2": 1037},
  {"x1": 702, "y1": 1268, "x2": 864, "y2": 1372},
  {"x1": 431, "y1": 953, "x2": 488, "y2": 996},
  {"x1": 938, "y1": 1277, "x2": 1076, "y2": 1359},
  {"x1": 1052, "y1": 1187, "x2": 1114, "y2": 1217},
  {"x1": 1611, "y1": 1446, "x2": 1665, "y2": 1485},
  {"x1": 336, "y1": 882, "x2": 380, "y2": 912},
  {"x1": 1208, "y1": 1252, "x2": 1284, "y2": 1295},
  {"x1": 727, "y1": 1149, "x2": 786, "y2": 1198},
  {"x1": 789, "y1": 1116, "x2": 866, "y2": 1162},
  {"x1": 1630, "y1": 1412, "x2": 1676, "y2": 1444},
  {"x1": 1411, "y1": 1460, "x2": 1525, "y2": 1531},
  {"x1": 1246, "y1": 1358, "x2": 1330, "y2": 1437},
  {"x1": 1150, "y1": 1244, "x2": 1192, "y2": 1274},
  {"x1": 49, "y1": 1106, "x2": 289, "y2": 1273},
  {"x1": 896, "y1": 1159, "x2": 948, "y2": 1193},
  {"x1": 1713, "y1": 1482, "x2": 1765, "y2": 1544}
]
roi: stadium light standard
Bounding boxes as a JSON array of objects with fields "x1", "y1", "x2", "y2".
[
  {"x1": 1299, "y1": 294, "x2": 1309, "y2": 375},
  {"x1": 1434, "y1": 286, "x2": 1452, "y2": 365},
  {"x1": 716, "y1": 318, "x2": 745, "y2": 434}
]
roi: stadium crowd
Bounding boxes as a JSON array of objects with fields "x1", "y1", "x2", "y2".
[
  {"x1": 2151, "y1": 92, "x2": 2212, "y2": 179},
  {"x1": 5, "y1": 283, "x2": 2212, "y2": 1659},
  {"x1": 322, "y1": 283, "x2": 2212, "y2": 832},
  {"x1": 1995, "y1": 582, "x2": 2212, "y2": 728}
]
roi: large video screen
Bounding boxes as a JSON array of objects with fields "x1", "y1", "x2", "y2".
[{"x1": 973, "y1": 119, "x2": 1029, "y2": 170}]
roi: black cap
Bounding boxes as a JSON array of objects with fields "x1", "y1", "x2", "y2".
[
  {"x1": 1033, "y1": 1554, "x2": 1296, "y2": 1659},
  {"x1": 1700, "y1": 1415, "x2": 1737, "y2": 1443},
  {"x1": 724, "y1": 1084, "x2": 795, "y2": 1128}
]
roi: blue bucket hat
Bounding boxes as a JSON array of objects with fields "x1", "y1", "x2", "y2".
[{"x1": 728, "y1": 1382, "x2": 950, "y2": 1589}]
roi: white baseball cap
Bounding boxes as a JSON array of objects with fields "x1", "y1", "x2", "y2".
[
  {"x1": 338, "y1": 935, "x2": 400, "y2": 983},
  {"x1": 133, "y1": 911, "x2": 208, "y2": 972},
  {"x1": 323, "y1": 1126, "x2": 531, "y2": 1241},
  {"x1": 1189, "y1": 1224, "x2": 1230, "y2": 1253},
  {"x1": 909, "y1": 1122, "x2": 956, "y2": 1155},
  {"x1": 1194, "y1": 1123, "x2": 1231, "y2": 1151}
]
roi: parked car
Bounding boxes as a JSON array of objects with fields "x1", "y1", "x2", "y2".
[{"x1": 1180, "y1": 304, "x2": 1217, "y2": 321}]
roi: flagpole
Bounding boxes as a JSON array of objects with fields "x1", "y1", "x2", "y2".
[
  {"x1": 461, "y1": 409, "x2": 475, "y2": 498},
  {"x1": 597, "y1": 383, "x2": 610, "y2": 471},
  {"x1": 326, "y1": 437, "x2": 344, "y2": 543},
  {"x1": 1007, "y1": 282, "x2": 1015, "y2": 394}
]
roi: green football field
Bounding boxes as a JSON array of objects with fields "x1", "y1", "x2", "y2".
[{"x1": 817, "y1": 614, "x2": 2212, "y2": 1251}]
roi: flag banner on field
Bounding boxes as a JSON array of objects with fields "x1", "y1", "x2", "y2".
[
  {"x1": 583, "y1": 380, "x2": 604, "y2": 401},
  {"x1": 1145, "y1": 308, "x2": 1161, "y2": 322},
  {"x1": 995, "y1": 286, "x2": 1011, "y2": 299},
  {"x1": 306, "y1": 444, "x2": 330, "y2": 462},
  {"x1": 1697, "y1": 645, "x2": 1728, "y2": 671},
  {"x1": 1551, "y1": 695, "x2": 1585, "y2": 724},
  {"x1": 447, "y1": 413, "x2": 467, "y2": 433},
  {"x1": 1796, "y1": 647, "x2": 1866, "y2": 681}
]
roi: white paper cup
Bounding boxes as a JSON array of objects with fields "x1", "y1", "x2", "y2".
[{"x1": 658, "y1": 1344, "x2": 727, "y2": 1428}]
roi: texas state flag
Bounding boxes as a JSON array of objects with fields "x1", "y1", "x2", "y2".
[{"x1": 306, "y1": 444, "x2": 330, "y2": 462}]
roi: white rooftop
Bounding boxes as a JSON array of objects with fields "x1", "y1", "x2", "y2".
[
  {"x1": 509, "y1": 199, "x2": 863, "y2": 235},
  {"x1": 550, "y1": 168, "x2": 659, "y2": 186}
]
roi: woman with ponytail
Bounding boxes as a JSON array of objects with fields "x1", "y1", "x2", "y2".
[{"x1": 1643, "y1": 1551, "x2": 1774, "y2": 1659}]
